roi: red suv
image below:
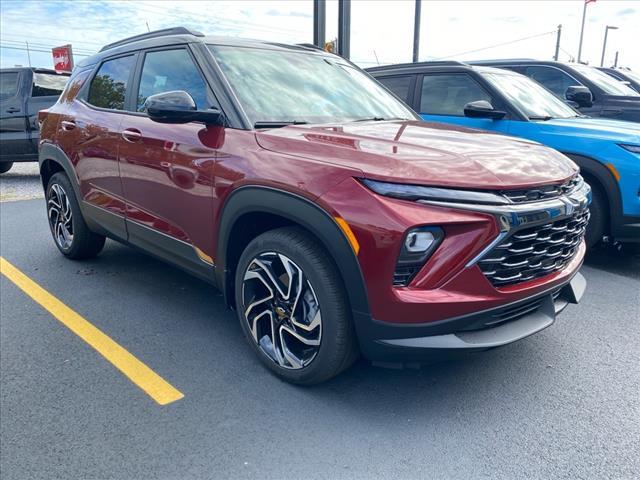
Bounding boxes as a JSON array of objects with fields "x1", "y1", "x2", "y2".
[{"x1": 38, "y1": 28, "x2": 589, "y2": 384}]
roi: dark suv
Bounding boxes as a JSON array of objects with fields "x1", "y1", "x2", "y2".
[
  {"x1": 470, "y1": 60, "x2": 640, "y2": 123},
  {"x1": 1, "y1": 68, "x2": 69, "y2": 173},
  {"x1": 38, "y1": 28, "x2": 588, "y2": 384}
]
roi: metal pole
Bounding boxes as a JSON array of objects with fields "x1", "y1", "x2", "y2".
[
  {"x1": 413, "y1": 0, "x2": 421, "y2": 63},
  {"x1": 338, "y1": 0, "x2": 350, "y2": 59},
  {"x1": 554, "y1": 24, "x2": 562, "y2": 61},
  {"x1": 25, "y1": 41, "x2": 31, "y2": 67},
  {"x1": 577, "y1": 2, "x2": 587, "y2": 62},
  {"x1": 614, "y1": 51, "x2": 619, "y2": 68},
  {"x1": 600, "y1": 27, "x2": 609, "y2": 67},
  {"x1": 313, "y1": 0, "x2": 326, "y2": 48}
]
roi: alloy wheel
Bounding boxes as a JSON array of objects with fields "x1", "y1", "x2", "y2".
[
  {"x1": 48, "y1": 183, "x2": 74, "y2": 250},
  {"x1": 241, "y1": 252, "x2": 322, "y2": 369}
]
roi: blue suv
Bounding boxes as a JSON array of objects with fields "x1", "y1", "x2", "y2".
[{"x1": 368, "y1": 61, "x2": 640, "y2": 247}]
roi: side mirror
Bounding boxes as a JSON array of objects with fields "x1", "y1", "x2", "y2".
[
  {"x1": 565, "y1": 86, "x2": 593, "y2": 108},
  {"x1": 143, "y1": 90, "x2": 225, "y2": 126},
  {"x1": 463, "y1": 100, "x2": 506, "y2": 120}
]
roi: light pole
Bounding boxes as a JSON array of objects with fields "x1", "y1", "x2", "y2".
[{"x1": 600, "y1": 25, "x2": 618, "y2": 67}]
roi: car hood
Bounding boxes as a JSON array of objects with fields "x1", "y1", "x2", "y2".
[
  {"x1": 256, "y1": 120, "x2": 577, "y2": 189},
  {"x1": 542, "y1": 117, "x2": 640, "y2": 143}
]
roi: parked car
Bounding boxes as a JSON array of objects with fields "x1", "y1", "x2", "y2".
[
  {"x1": 466, "y1": 60, "x2": 640, "y2": 123},
  {"x1": 38, "y1": 28, "x2": 588, "y2": 384},
  {"x1": 0, "y1": 67, "x2": 69, "y2": 173},
  {"x1": 598, "y1": 67, "x2": 640, "y2": 93},
  {"x1": 369, "y1": 61, "x2": 640, "y2": 248}
]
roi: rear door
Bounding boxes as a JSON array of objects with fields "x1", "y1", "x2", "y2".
[
  {"x1": 117, "y1": 46, "x2": 218, "y2": 269},
  {"x1": 0, "y1": 70, "x2": 30, "y2": 159},
  {"x1": 55, "y1": 54, "x2": 137, "y2": 240},
  {"x1": 416, "y1": 72, "x2": 511, "y2": 134}
]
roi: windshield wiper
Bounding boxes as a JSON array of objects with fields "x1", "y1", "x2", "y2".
[
  {"x1": 528, "y1": 115, "x2": 553, "y2": 121},
  {"x1": 350, "y1": 116, "x2": 405, "y2": 122},
  {"x1": 254, "y1": 121, "x2": 308, "y2": 129}
]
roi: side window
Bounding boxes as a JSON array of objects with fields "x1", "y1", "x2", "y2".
[
  {"x1": 87, "y1": 55, "x2": 136, "y2": 110},
  {"x1": 377, "y1": 76, "x2": 413, "y2": 104},
  {"x1": 524, "y1": 66, "x2": 579, "y2": 98},
  {"x1": 136, "y1": 49, "x2": 209, "y2": 112},
  {"x1": 420, "y1": 74, "x2": 492, "y2": 116},
  {"x1": 0, "y1": 72, "x2": 20, "y2": 99},
  {"x1": 32, "y1": 73, "x2": 68, "y2": 97}
]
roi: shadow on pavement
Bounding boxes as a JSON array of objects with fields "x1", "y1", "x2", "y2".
[{"x1": 584, "y1": 243, "x2": 640, "y2": 280}]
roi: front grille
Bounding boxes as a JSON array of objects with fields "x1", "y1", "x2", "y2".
[
  {"x1": 502, "y1": 175, "x2": 582, "y2": 203},
  {"x1": 393, "y1": 265, "x2": 421, "y2": 286},
  {"x1": 479, "y1": 205, "x2": 589, "y2": 287}
]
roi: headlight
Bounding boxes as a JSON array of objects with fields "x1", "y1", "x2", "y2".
[
  {"x1": 361, "y1": 179, "x2": 509, "y2": 205},
  {"x1": 619, "y1": 144, "x2": 640, "y2": 154}
]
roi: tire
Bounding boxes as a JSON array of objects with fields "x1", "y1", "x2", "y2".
[
  {"x1": 0, "y1": 162, "x2": 13, "y2": 174},
  {"x1": 46, "y1": 172, "x2": 106, "y2": 259},
  {"x1": 235, "y1": 227, "x2": 358, "y2": 385},
  {"x1": 585, "y1": 182, "x2": 607, "y2": 249}
]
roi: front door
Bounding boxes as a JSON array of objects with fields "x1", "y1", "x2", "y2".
[
  {"x1": 418, "y1": 73, "x2": 512, "y2": 135},
  {"x1": 118, "y1": 47, "x2": 218, "y2": 270}
]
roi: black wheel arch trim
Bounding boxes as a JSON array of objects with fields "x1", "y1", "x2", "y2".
[
  {"x1": 563, "y1": 152, "x2": 624, "y2": 236},
  {"x1": 216, "y1": 185, "x2": 373, "y2": 328},
  {"x1": 39, "y1": 143, "x2": 81, "y2": 198}
]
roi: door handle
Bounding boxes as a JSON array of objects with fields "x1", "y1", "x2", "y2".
[
  {"x1": 61, "y1": 120, "x2": 76, "y2": 131},
  {"x1": 6, "y1": 107, "x2": 20, "y2": 113},
  {"x1": 122, "y1": 128, "x2": 142, "y2": 142}
]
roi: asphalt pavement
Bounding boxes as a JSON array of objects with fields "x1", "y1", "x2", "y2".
[{"x1": 0, "y1": 173, "x2": 639, "y2": 480}]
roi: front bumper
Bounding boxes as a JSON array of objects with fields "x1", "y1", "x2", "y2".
[{"x1": 360, "y1": 272, "x2": 586, "y2": 364}]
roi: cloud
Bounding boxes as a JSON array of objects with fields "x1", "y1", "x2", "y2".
[{"x1": 617, "y1": 8, "x2": 636, "y2": 17}]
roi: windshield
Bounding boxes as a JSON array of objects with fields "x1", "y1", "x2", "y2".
[
  {"x1": 570, "y1": 64, "x2": 639, "y2": 96},
  {"x1": 209, "y1": 45, "x2": 415, "y2": 126},
  {"x1": 482, "y1": 71, "x2": 579, "y2": 120},
  {"x1": 621, "y1": 69, "x2": 640, "y2": 84}
]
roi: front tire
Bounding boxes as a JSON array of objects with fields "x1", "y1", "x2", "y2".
[
  {"x1": 585, "y1": 182, "x2": 607, "y2": 249},
  {"x1": 46, "y1": 172, "x2": 106, "y2": 259},
  {"x1": 0, "y1": 162, "x2": 13, "y2": 174},
  {"x1": 235, "y1": 227, "x2": 358, "y2": 385}
]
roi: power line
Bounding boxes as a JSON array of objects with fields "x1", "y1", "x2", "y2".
[
  {"x1": 433, "y1": 30, "x2": 556, "y2": 60},
  {"x1": 0, "y1": 44, "x2": 91, "y2": 57}
]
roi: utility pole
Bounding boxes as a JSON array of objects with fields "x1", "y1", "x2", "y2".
[
  {"x1": 554, "y1": 24, "x2": 562, "y2": 61},
  {"x1": 600, "y1": 25, "x2": 618, "y2": 67},
  {"x1": 25, "y1": 41, "x2": 31, "y2": 67},
  {"x1": 614, "y1": 51, "x2": 619, "y2": 68},
  {"x1": 313, "y1": 0, "x2": 326, "y2": 49},
  {"x1": 577, "y1": 0, "x2": 593, "y2": 63},
  {"x1": 412, "y1": 0, "x2": 421, "y2": 63},
  {"x1": 337, "y1": 0, "x2": 351, "y2": 59}
]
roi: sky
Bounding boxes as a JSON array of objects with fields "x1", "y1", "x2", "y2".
[{"x1": 1, "y1": 0, "x2": 638, "y2": 71}]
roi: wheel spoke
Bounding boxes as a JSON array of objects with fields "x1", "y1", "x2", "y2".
[{"x1": 243, "y1": 268, "x2": 274, "y2": 318}]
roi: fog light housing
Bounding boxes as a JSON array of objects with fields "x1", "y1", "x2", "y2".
[{"x1": 394, "y1": 227, "x2": 444, "y2": 286}]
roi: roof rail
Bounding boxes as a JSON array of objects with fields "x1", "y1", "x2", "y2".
[
  {"x1": 367, "y1": 60, "x2": 467, "y2": 71},
  {"x1": 100, "y1": 27, "x2": 204, "y2": 52},
  {"x1": 296, "y1": 43, "x2": 325, "y2": 51},
  {"x1": 468, "y1": 58, "x2": 536, "y2": 64}
]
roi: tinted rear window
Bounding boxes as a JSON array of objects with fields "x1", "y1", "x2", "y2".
[
  {"x1": 32, "y1": 73, "x2": 68, "y2": 97},
  {"x1": 377, "y1": 76, "x2": 413, "y2": 103},
  {"x1": 87, "y1": 55, "x2": 135, "y2": 110},
  {"x1": 0, "y1": 71, "x2": 19, "y2": 99}
]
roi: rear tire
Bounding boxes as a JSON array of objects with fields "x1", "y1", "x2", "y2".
[
  {"x1": 46, "y1": 172, "x2": 106, "y2": 259},
  {"x1": 585, "y1": 182, "x2": 607, "y2": 249},
  {"x1": 0, "y1": 162, "x2": 13, "y2": 174},
  {"x1": 235, "y1": 227, "x2": 358, "y2": 385}
]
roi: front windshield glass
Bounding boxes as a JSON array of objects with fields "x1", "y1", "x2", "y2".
[
  {"x1": 482, "y1": 71, "x2": 579, "y2": 120},
  {"x1": 209, "y1": 45, "x2": 415, "y2": 126},
  {"x1": 570, "y1": 64, "x2": 639, "y2": 96},
  {"x1": 621, "y1": 69, "x2": 640, "y2": 84}
]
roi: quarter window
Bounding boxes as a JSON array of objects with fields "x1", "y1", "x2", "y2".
[
  {"x1": 0, "y1": 72, "x2": 19, "y2": 99},
  {"x1": 420, "y1": 74, "x2": 492, "y2": 116},
  {"x1": 377, "y1": 76, "x2": 413, "y2": 103},
  {"x1": 136, "y1": 49, "x2": 209, "y2": 111},
  {"x1": 87, "y1": 55, "x2": 135, "y2": 110}
]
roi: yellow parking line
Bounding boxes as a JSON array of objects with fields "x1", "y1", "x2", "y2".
[{"x1": 0, "y1": 257, "x2": 184, "y2": 406}]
